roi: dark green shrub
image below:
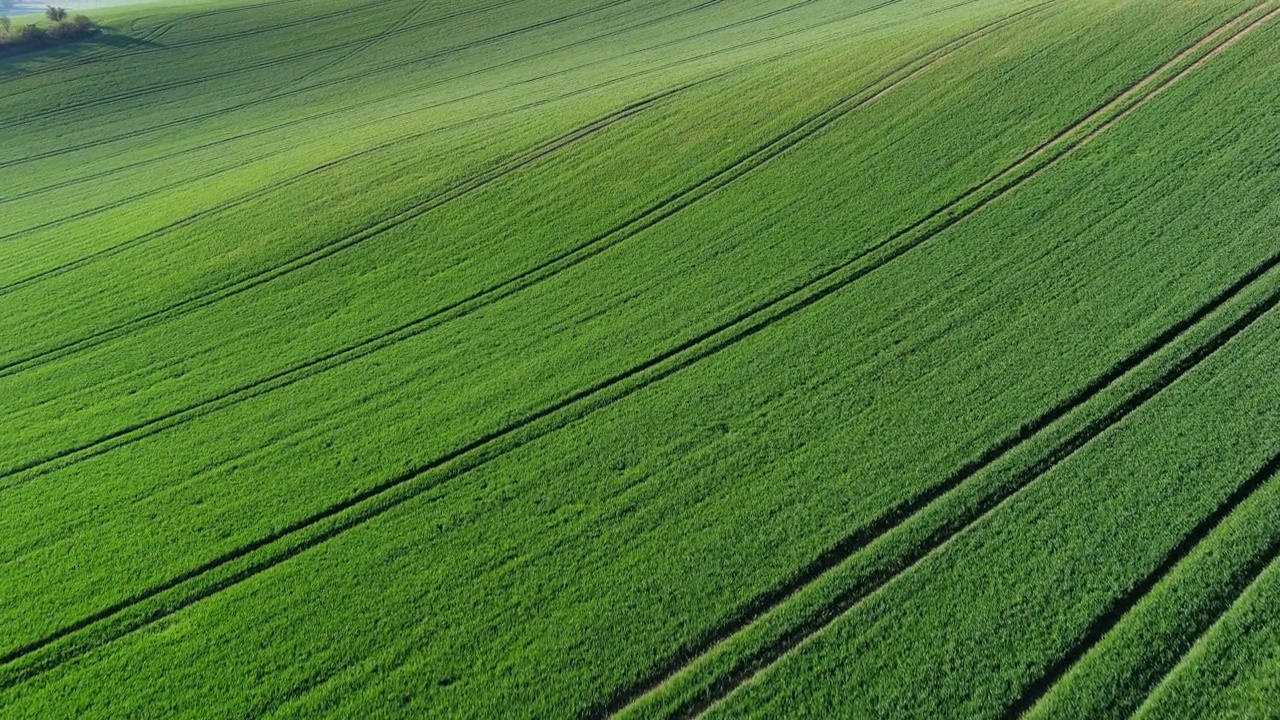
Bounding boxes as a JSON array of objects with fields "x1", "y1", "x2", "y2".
[
  {"x1": 45, "y1": 15, "x2": 95, "y2": 41},
  {"x1": 0, "y1": 12, "x2": 95, "y2": 54},
  {"x1": 15, "y1": 23, "x2": 45, "y2": 43}
]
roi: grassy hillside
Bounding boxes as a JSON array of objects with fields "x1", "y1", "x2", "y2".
[{"x1": 3, "y1": 0, "x2": 1280, "y2": 717}]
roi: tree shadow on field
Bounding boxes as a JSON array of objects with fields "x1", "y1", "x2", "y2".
[{"x1": 0, "y1": 28, "x2": 162, "y2": 73}]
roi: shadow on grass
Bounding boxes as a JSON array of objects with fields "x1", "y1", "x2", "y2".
[{"x1": 0, "y1": 29, "x2": 162, "y2": 72}]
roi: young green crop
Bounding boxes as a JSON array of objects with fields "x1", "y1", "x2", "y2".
[{"x1": 4, "y1": 0, "x2": 1280, "y2": 717}]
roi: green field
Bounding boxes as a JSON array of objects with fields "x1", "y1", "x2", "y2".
[{"x1": 3, "y1": 0, "x2": 1280, "y2": 716}]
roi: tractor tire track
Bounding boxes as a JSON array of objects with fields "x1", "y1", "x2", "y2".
[
  {"x1": 0, "y1": 147, "x2": 281, "y2": 246},
  {"x1": 1005, "y1": 443, "x2": 1280, "y2": 717},
  {"x1": 63, "y1": 15, "x2": 172, "y2": 68},
  {"x1": 0, "y1": 0, "x2": 890, "y2": 175},
  {"x1": 337, "y1": 0, "x2": 838, "y2": 105},
  {"x1": 588, "y1": 2, "x2": 1280, "y2": 716},
  {"x1": 139, "y1": 1, "x2": 377, "y2": 51},
  {"x1": 67, "y1": 0, "x2": 521, "y2": 74},
  {"x1": 0, "y1": 0, "x2": 673, "y2": 169},
  {"x1": 0, "y1": 0, "x2": 1262, "y2": 703},
  {"x1": 0, "y1": 6, "x2": 1047, "y2": 687},
  {"x1": 1129, "y1": 530, "x2": 1280, "y2": 718},
  {"x1": 0, "y1": 0, "x2": 318, "y2": 81},
  {"x1": 261, "y1": 0, "x2": 434, "y2": 102},
  {"x1": 0, "y1": 0, "x2": 724, "y2": 205},
  {"x1": 0, "y1": 6, "x2": 1019, "y2": 484},
  {"x1": 0, "y1": 0, "x2": 984, "y2": 376},
  {"x1": 0, "y1": 73, "x2": 701, "y2": 338},
  {"x1": 0, "y1": 36, "x2": 386, "y2": 131},
  {"x1": 0, "y1": 83, "x2": 703, "y2": 484},
  {"x1": 2, "y1": 20, "x2": 805, "y2": 298},
  {"x1": 684, "y1": 261, "x2": 1280, "y2": 720},
  {"x1": 0, "y1": 55, "x2": 734, "y2": 298},
  {"x1": 0, "y1": 0, "x2": 380, "y2": 101},
  {"x1": 0, "y1": 0, "x2": 635, "y2": 129}
]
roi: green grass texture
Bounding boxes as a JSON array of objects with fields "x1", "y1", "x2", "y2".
[{"x1": 4, "y1": 0, "x2": 1280, "y2": 717}]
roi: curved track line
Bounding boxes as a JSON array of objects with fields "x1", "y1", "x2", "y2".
[
  {"x1": 599, "y1": 2, "x2": 1280, "y2": 716},
  {"x1": 690, "y1": 278, "x2": 1280, "y2": 719},
  {"x1": 0, "y1": 81, "x2": 701, "y2": 483},
  {"x1": 0, "y1": 0, "x2": 380, "y2": 101},
  {"x1": 0, "y1": 0, "x2": 1264, "y2": 707},
  {"x1": 257, "y1": 0, "x2": 434, "y2": 102},
  {"x1": 0, "y1": 147, "x2": 282, "y2": 245},
  {"x1": 0, "y1": 0, "x2": 982, "y2": 377},
  {"x1": 0, "y1": 4, "x2": 822, "y2": 296},
  {"x1": 0, "y1": 0, "x2": 890, "y2": 179},
  {"x1": 0, "y1": 0, "x2": 317, "y2": 81},
  {"x1": 0, "y1": 36, "x2": 392, "y2": 131},
  {"x1": 0, "y1": 49, "x2": 741, "y2": 297},
  {"x1": 5, "y1": 0, "x2": 523, "y2": 85},
  {"x1": 0, "y1": 8, "x2": 1019, "y2": 486},
  {"x1": 0, "y1": 0, "x2": 636, "y2": 130},
  {"x1": 0, "y1": 11, "x2": 1020, "y2": 687},
  {"x1": 0, "y1": 0, "x2": 725, "y2": 206},
  {"x1": 0, "y1": 1, "x2": 680, "y2": 173}
]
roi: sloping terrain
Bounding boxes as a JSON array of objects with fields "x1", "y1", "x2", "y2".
[{"x1": 3, "y1": 0, "x2": 1280, "y2": 717}]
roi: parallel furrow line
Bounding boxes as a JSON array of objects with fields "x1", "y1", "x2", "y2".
[
  {"x1": 0, "y1": 0, "x2": 683, "y2": 171},
  {"x1": 0, "y1": 0, "x2": 635, "y2": 130},
  {"x1": 261, "y1": 0, "x2": 435, "y2": 101},
  {"x1": 0, "y1": 146, "x2": 281, "y2": 245},
  {"x1": 0, "y1": 61, "x2": 727, "y2": 296},
  {"x1": 0, "y1": 0, "x2": 888, "y2": 170},
  {"x1": 0, "y1": 0, "x2": 726, "y2": 205},
  {"x1": 0, "y1": 84, "x2": 695, "y2": 482},
  {"x1": 601, "y1": 3, "x2": 1280, "y2": 716},
  {"x1": 1006, "y1": 444, "x2": 1280, "y2": 717},
  {"x1": 1128, "y1": 535, "x2": 1280, "y2": 717},
  {"x1": 0, "y1": 5, "x2": 1005, "y2": 378},
  {"x1": 0, "y1": 0, "x2": 351, "y2": 81},
  {"x1": 0, "y1": 0, "x2": 380, "y2": 99},
  {"x1": 0, "y1": 12, "x2": 1015, "y2": 687},
  {"x1": 0, "y1": 8, "x2": 1019, "y2": 485}
]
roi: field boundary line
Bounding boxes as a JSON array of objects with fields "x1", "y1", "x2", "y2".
[{"x1": 0, "y1": 10, "x2": 1025, "y2": 687}]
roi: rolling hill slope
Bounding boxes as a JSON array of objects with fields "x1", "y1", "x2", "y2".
[{"x1": 4, "y1": 0, "x2": 1280, "y2": 717}]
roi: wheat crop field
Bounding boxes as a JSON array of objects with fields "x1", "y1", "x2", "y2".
[{"x1": 3, "y1": 0, "x2": 1280, "y2": 717}]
